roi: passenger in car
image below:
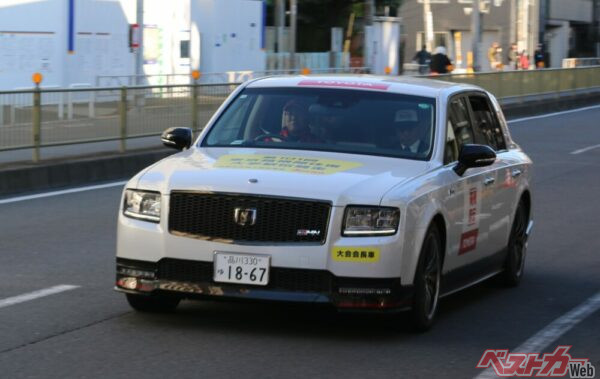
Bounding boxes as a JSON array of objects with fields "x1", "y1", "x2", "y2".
[{"x1": 280, "y1": 100, "x2": 322, "y2": 143}]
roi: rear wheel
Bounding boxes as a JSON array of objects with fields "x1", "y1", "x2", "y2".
[
  {"x1": 411, "y1": 224, "x2": 442, "y2": 332},
  {"x1": 503, "y1": 202, "x2": 528, "y2": 287},
  {"x1": 126, "y1": 293, "x2": 180, "y2": 312}
]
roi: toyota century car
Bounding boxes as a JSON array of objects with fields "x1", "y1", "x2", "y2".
[{"x1": 115, "y1": 76, "x2": 533, "y2": 330}]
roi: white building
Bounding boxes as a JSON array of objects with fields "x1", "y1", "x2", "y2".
[{"x1": 0, "y1": 0, "x2": 266, "y2": 89}]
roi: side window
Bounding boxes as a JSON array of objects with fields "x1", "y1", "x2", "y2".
[
  {"x1": 468, "y1": 95, "x2": 507, "y2": 151},
  {"x1": 445, "y1": 97, "x2": 474, "y2": 164}
]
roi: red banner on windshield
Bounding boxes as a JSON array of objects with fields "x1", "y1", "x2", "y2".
[{"x1": 298, "y1": 79, "x2": 390, "y2": 91}]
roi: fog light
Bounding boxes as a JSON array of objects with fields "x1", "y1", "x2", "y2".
[{"x1": 117, "y1": 277, "x2": 138, "y2": 290}]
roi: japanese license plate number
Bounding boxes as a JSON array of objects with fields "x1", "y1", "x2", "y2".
[{"x1": 213, "y1": 252, "x2": 270, "y2": 286}]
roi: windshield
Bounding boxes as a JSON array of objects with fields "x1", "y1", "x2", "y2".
[{"x1": 202, "y1": 87, "x2": 436, "y2": 160}]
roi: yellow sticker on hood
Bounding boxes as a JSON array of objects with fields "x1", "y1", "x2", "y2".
[
  {"x1": 214, "y1": 154, "x2": 362, "y2": 175},
  {"x1": 332, "y1": 247, "x2": 380, "y2": 263}
]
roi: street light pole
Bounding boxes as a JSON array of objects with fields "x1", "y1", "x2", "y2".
[
  {"x1": 289, "y1": 0, "x2": 297, "y2": 71},
  {"x1": 135, "y1": 0, "x2": 144, "y2": 86},
  {"x1": 471, "y1": 0, "x2": 481, "y2": 72},
  {"x1": 423, "y1": 0, "x2": 434, "y2": 53}
]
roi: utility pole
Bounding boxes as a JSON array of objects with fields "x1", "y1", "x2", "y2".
[
  {"x1": 471, "y1": 0, "x2": 481, "y2": 72},
  {"x1": 289, "y1": 0, "x2": 297, "y2": 70},
  {"x1": 594, "y1": 0, "x2": 600, "y2": 56},
  {"x1": 509, "y1": 0, "x2": 517, "y2": 45},
  {"x1": 365, "y1": 0, "x2": 375, "y2": 27},
  {"x1": 135, "y1": 0, "x2": 144, "y2": 86},
  {"x1": 275, "y1": 0, "x2": 285, "y2": 53},
  {"x1": 423, "y1": 0, "x2": 434, "y2": 53}
]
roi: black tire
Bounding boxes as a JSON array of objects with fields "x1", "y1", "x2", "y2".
[
  {"x1": 126, "y1": 293, "x2": 180, "y2": 313},
  {"x1": 411, "y1": 224, "x2": 442, "y2": 332},
  {"x1": 502, "y1": 202, "x2": 528, "y2": 287}
]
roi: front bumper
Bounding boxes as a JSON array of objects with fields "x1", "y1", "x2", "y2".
[{"x1": 115, "y1": 258, "x2": 414, "y2": 311}]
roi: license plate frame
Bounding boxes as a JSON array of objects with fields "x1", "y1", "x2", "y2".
[{"x1": 213, "y1": 252, "x2": 270, "y2": 286}]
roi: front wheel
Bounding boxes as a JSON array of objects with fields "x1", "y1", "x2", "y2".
[
  {"x1": 411, "y1": 224, "x2": 442, "y2": 332},
  {"x1": 126, "y1": 293, "x2": 180, "y2": 313}
]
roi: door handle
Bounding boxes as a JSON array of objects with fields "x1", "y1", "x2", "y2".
[
  {"x1": 484, "y1": 177, "x2": 496, "y2": 186},
  {"x1": 511, "y1": 169, "x2": 522, "y2": 178}
]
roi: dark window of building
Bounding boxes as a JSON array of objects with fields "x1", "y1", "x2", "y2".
[{"x1": 180, "y1": 40, "x2": 190, "y2": 58}]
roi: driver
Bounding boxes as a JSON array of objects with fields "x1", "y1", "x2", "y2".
[
  {"x1": 393, "y1": 109, "x2": 428, "y2": 155},
  {"x1": 280, "y1": 100, "x2": 321, "y2": 143}
]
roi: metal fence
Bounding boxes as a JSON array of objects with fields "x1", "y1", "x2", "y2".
[
  {"x1": 0, "y1": 83, "x2": 238, "y2": 162},
  {"x1": 1, "y1": 66, "x2": 599, "y2": 162},
  {"x1": 435, "y1": 66, "x2": 600, "y2": 99}
]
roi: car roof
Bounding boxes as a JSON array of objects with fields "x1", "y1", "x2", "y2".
[{"x1": 245, "y1": 74, "x2": 481, "y2": 98}]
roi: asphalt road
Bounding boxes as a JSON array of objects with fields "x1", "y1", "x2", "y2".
[{"x1": 0, "y1": 106, "x2": 599, "y2": 378}]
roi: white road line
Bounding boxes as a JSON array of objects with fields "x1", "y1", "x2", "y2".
[
  {"x1": 0, "y1": 181, "x2": 127, "y2": 205},
  {"x1": 508, "y1": 104, "x2": 600, "y2": 124},
  {"x1": 0, "y1": 285, "x2": 80, "y2": 309},
  {"x1": 474, "y1": 291, "x2": 600, "y2": 379},
  {"x1": 570, "y1": 143, "x2": 600, "y2": 155}
]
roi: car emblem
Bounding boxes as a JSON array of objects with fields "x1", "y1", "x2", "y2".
[
  {"x1": 233, "y1": 208, "x2": 257, "y2": 226},
  {"x1": 297, "y1": 229, "x2": 321, "y2": 237}
]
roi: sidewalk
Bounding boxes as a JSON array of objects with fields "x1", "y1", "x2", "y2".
[{"x1": 1, "y1": 88, "x2": 599, "y2": 197}]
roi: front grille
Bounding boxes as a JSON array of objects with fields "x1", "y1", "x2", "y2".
[
  {"x1": 169, "y1": 192, "x2": 330, "y2": 243},
  {"x1": 157, "y1": 258, "x2": 333, "y2": 293}
]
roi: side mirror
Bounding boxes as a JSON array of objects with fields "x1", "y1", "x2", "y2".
[
  {"x1": 454, "y1": 144, "x2": 496, "y2": 176},
  {"x1": 161, "y1": 127, "x2": 193, "y2": 151}
]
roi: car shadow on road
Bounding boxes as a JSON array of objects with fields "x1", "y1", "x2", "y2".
[{"x1": 129, "y1": 276, "x2": 514, "y2": 341}]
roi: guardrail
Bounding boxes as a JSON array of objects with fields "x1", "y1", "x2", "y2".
[
  {"x1": 0, "y1": 83, "x2": 239, "y2": 162},
  {"x1": 1, "y1": 66, "x2": 599, "y2": 162},
  {"x1": 434, "y1": 66, "x2": 600, "y2": 100}
]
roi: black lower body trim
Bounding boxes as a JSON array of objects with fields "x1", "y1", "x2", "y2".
[{"x1": 116, "y1": 257, "x2": 413, "y2": 311}]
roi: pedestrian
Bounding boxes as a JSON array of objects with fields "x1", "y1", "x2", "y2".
[
  {"x1": 412, "y1": 45, "x2": 431, "y2": 74},
  {"x1": 534, "y1": 44, "x2": 545, "y2": 69},
  {"x1": 507, "y1": 43, "x2": 519, "y2": 70},
  {"x1": 488, "y1": 42, "x2": 501, "y2": 71},
  {"x1": 429, "y1": 46, "x2": 453, "y2": 75},
  {"x1": 519, "y1": 50, "x2": 530, "y2": 70}
]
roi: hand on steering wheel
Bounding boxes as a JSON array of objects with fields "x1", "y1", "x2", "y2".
[{"x1": 253, "y1": 133, "x2": 287, "y2": 142}]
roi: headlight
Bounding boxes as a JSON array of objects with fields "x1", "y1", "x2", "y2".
[
  {"x1": 342, "y1": 206, "x2": 399, "y2": 236},
  {"x1": 123, "y1": 190, "x2": 161, "y2": 222}
]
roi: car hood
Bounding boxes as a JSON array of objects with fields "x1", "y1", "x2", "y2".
[{"x1": 135, "y1": 148, "x2": 431, "y2": 206}]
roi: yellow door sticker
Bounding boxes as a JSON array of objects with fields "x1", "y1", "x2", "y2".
[
  {"x1": 214, "y1": 154, "x2": 362, "y2": 175},
  {"x1": 332, "y1": 247, "x2": 380, "y2": 263}
]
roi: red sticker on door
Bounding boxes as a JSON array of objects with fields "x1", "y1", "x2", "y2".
[{"x1": 459, "y1": 229, "x2": 479, "y2": 255}]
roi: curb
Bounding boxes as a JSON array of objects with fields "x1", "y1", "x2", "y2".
[
  {"x1": 0, "y1": 149, "x2": 174, "y2": 197},
  {"x1": 500, "y1": 88, "x2": 600, "y2": 119}
]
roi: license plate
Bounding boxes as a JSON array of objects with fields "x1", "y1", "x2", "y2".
[{"x1": 213, "y1": 252, "x2": 270, "y2": 286}]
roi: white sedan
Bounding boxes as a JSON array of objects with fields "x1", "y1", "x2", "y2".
[{"x1": 115, "y1": 76, "x2": 533, "y2": 331}]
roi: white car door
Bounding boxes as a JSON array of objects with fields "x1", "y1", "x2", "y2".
[
  {"x1": 441, "y1": 95, "x2": 498, "y2": 274},
  {"x1": 466, "y1": 93, "x2": 513, "y2": 260}
]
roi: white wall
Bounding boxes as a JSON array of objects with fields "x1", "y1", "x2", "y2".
[
  {"x1": 366, "y1": 18, "x2": 401, "y2": 75},
  {"x1": 0, "y1": 0, "x2": 266, "y2": 89},
  {"x1": 0, "y1": 0, "x2": 135, "y2": 89},
  {"x1": 142, "y1": 0, "x2": 193, "y2": 85},
  {"x1": 192, "y1": 0, "x2": 266, "y2": 73},
  {"x1": 69, "y1": 0, "x2": 136, "y2": 86},
  {"x1": 0, "y1": 0, "x2": 63, "y2": 88}
]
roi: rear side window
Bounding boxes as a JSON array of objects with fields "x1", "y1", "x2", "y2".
[
  {"x1": 468, "y1": 95, "x2": 506, "y2": 151},
  {"x1": 445, "y1": 97, "x2": 473, "y2": 164}
]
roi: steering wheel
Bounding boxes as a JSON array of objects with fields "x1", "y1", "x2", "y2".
[{"x1": 253, "y1": 133, "x2": 287, "y2": 142}]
